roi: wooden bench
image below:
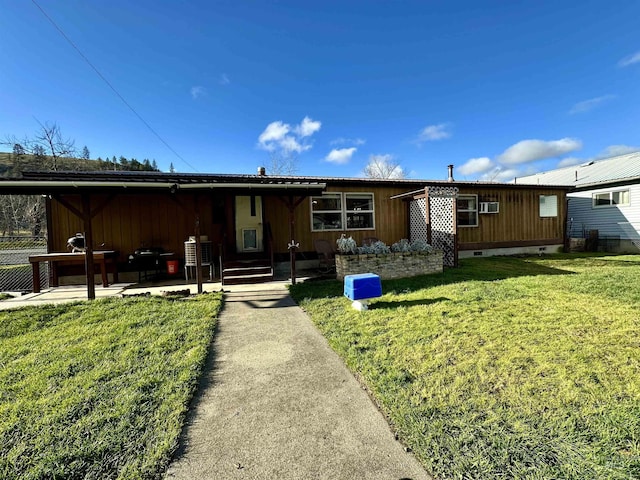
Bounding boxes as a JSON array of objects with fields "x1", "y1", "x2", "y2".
[{"x1": 29, "y1": 251, "x2": 119, "y2": 293}]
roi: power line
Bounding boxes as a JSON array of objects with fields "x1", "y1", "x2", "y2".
[{"x1": 30, "y1": 0, "x2": 199, "y2": 173}]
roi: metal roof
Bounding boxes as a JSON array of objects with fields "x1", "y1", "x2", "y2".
[
  {"x1": 513, "y1": 151, "x2": 640, "y2": 189},
  {"x1": 0, "y1": 170, "x2": 574, "y2": 196},
  {"x1": 0, "y1": 171, "x2": 329, "y2": 195}
]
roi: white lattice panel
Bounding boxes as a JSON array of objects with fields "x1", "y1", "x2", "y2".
[
  {"x1": 409, "y1": 198, "x2": 428, "y2": 242},
  {"x1": 429, "y1": 187, "x2": 458, "y2": 267}
]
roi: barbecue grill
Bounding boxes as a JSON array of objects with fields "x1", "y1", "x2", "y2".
[{"x1": 128, "y1": 247, "x2": 174, "y2": 281}]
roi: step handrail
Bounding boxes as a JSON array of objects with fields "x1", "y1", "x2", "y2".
[{"x1": 264, "y1": 221, "x2": 275, "y2": 275}]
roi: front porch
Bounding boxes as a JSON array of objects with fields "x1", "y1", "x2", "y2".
[{"x1": 0, "y1": 266, "x2": 326, "y2": 310}]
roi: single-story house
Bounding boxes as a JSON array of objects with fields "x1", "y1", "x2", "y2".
[
  {"x1": 514, "y1": 152, "x2": 640, "y2": 253},
  {"x1": 0, "y1": 167, "x2": 570, "y2": 294}
]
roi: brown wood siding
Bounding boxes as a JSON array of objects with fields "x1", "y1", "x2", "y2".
[
  {"x1": 48, "y1": 185, "x2": 567, "y2": 263},
  {"x1": 456, "y1": 187, "x2": 567, "y2": 247},
  {"x1": 50, "y1": 193, "x2": 219, "y2": 262},
  {"x1": 264, "y1": 185, "x2": 412, "y2": 255}
]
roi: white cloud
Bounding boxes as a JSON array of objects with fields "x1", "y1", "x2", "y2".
[
  {"x1": 416, "y1": 123, "x2": 452, "y2": 144},
  {"x1": 219, "y1": 74, "x2": 230, "y2": 85},
  {"x1": 557, "y1": 157, "x2": 581, "y2": 168},
  {"x1": 458, "y1": 157, "x2": 494, "y2": 176},
  {"x1": 618, "y1": 51, "x2": 640, "y2": 67},
  {"x1": 569, "y1": 94, "x2": 616, "y2": 114},
  {"x1": 258, "y1": 121, "x2": 290, "y2": 151},
  {"x1": 497, "y1": 138, "x2": 582, "y2": 164},
  {"x1": 295, "y1": 116, "x2": 322, "y2": 137},
  {"x1": 597, "y1": 144, "x2": 640, "y2": 158},
  {"x1": 280, "y1": 136, "x2": 308, "y2": 154},
  {"x1": 257, "y1": 117, "x2": 321, "y2": 154},
  {"x1": 330, "y1": 137, "x2": 366, "y2": 146},
  {"x1": 325, "y1": 147, "x2": 357, "y2": 164},
  {"x1": 190, "y1": 86, "x2": 206, "y2": 99}
]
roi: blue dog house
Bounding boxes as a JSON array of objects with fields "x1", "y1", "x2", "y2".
[{"x1": 344, "y1": 273, "x2": 382, "y2": 310}]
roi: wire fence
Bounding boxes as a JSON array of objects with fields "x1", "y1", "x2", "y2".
[{"x1": 0, "y1": 236, "x2": 48, "y2": 292}]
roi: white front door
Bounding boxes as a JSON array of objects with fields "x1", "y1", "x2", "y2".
[{"x1": 235, "y1": 195, "x2": 263, "y2": 252}]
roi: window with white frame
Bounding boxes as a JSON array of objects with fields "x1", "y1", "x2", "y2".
[
  {"x1": 539, "y1": 195, "x2": 558, "y2": 217},
  {"x1": 311, "y1": 192, "x2": 375, "y2": 231},
  {"x1": 345, "y1": 193, "x2": 375, "y2": 229},
  {"x1": 457, "y1": 195, "x2": 478, "y2": 227},
  {"x1": 592, "y1": 190, "x2": 630, "y2": 208},
  {"x1": 311, "y1": 193, "x2": 343, "y2": 230}
]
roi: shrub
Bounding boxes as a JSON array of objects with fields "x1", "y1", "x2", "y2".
[
  {"x1": 357, "y1": 241, "x2": 391, "y2": 255},
  {"x1": 391, "y1": 238, "x2": 433, "y2": 253},
  {"x1": 391, "y1": 239, "x2": 411, "y2": 253},
  {"x1": 336, "y1": 234, "x2": 357, "y2": 254}
]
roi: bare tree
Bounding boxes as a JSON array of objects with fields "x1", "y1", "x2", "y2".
[
  {"x1": 268, "y1": 151, "x2": 298, "y2": 176},
  {"x1": 33, "y1": 121, "x2": 75, "y2": 171},
  {"x1": 0, "y1": 122, "x2": 75, "y2": 237},
  {"x1": 363, "y1": 154, "x2": 406, "y2": 179},
  {"x1": 3, "y1": 121, "x2": 75, "y2": 171}
]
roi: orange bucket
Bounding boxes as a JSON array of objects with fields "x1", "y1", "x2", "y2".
[{"x1": 166, "y1": 260, "x2": 179, "y2": 275}]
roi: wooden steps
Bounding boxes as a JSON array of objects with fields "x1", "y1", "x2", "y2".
[{"x1": 222, "y1": 258, "x2": 273, "y2": 285}]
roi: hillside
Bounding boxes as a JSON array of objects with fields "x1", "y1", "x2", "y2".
[{"x1": 0, "y1": 152, "x2": 158, "y2": 177}]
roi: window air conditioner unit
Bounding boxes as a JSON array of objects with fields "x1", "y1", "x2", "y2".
[{"x1": 479, "y1": 201, "x2": 499, "y2": 214}]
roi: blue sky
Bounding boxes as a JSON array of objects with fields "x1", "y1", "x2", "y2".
[{"x1": 1, "y1": 0, "x2": 639, "y2": 181}]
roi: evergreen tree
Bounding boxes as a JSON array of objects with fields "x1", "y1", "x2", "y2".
[
  {"x1": 151, "y1": 159, "x2": 158, "y2": 171},
  {"x1": 169, "y1": 162, "x2": 175, "y2": 173},
  {"x1": 81, "y1": 145, "x2": 90, "y2": 160},
  {"x1": 13, "y1": 143, "x2": 25, "y2": 156}
]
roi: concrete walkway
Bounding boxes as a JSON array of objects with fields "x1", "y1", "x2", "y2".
[{"x1": 165, "y1": 285, "x2": 431, "y2": 480}]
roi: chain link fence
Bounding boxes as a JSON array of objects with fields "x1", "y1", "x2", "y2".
[{"x1": 0, "y1": 236, "x2": 48, "y2": 292}]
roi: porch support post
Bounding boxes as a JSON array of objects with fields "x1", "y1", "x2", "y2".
[
  {"x1": 194, "y1": 194, "x2": 203, "y2": 294},
  {"x1": 81, "y1": 194, "x2": 96, "y2": 300},
  {"x1": 425, "y1": 187, "x2": 432, "y2": 244},
  {"x1": 288, "y1": 195, "x2": 297, "y2": 285},
  {"x1": 277, "y1": 195, "x2": 308, "y2": 285}
]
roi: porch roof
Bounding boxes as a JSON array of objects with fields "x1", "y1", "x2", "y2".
[
  {"x1": 390, "y1": 181, "x2": 573, "y2": 200},
  {"x1": 0, "y1": 171, "x2": 328, "y2": 195}
]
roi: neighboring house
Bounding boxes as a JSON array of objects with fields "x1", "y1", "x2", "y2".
[
  {"x1": 514, "y1": 152, "x2": 640, "y2": 253},
  {"x1": 0, "y1": 169, "x2": 570, "y2": 286}
]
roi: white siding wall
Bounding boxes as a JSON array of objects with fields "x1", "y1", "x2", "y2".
[{"x1": 567, "y1": 184, "x2": 640, "y2": 243}]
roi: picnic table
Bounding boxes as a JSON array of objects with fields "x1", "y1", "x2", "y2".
[{"x1": 28, "y1": 251, "x2": 119, "y2": 293}]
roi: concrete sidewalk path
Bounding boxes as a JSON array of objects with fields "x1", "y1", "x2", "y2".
[{"x1": 165, "y1": 286, "x2": 431, "y2": 480}]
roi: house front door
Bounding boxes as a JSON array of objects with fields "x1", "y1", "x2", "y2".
[{"x1": 235, "y1": 195, "x2": 263, "y2": 253}]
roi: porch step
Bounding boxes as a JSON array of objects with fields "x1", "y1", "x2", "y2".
[
  {"x1": 222, "y1": 258, "x2": 273, "y2": 285},
  {"x1": 223, "y1": 272, "x2": 274, "y2": 285}
]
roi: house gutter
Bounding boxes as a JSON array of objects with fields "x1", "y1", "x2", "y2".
[
  {"x1": 0, "y1": 181, "x2": 327, "y2": 191},
  {"x1": 178, "y1": 183, "x2": 327, "y2": 190}
]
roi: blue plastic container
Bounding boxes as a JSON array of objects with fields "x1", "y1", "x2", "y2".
[{"x1": 344, "y1": 273, "x2": 382, "y2": 301}]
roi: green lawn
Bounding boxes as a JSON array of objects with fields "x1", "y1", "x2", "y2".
[
  {"x1": 290, "y1": 254, "x2": 640, "y2": 479},
  {"x1": 0, "y1": 293, "x2": 222, "y2": 479}
]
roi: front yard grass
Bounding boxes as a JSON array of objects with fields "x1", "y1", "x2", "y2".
[
  {"x1": 0, "y1": 293, "x2": 222, "y2": 479},
  {"x1": 290, "y1": 254, "x2": 640, "y2": 479}
]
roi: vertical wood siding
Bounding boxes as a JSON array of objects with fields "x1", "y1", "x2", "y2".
[
  {"x1": 263, "y1": 185, "x2": 412, "y2": 255},
  {"x1": 50, "y1": 193, "x2": 218, "y2": 261},
  {"x1": 49, "y1": 185, "x2": 568, "y2": 261},
  {"x1": 456, "y1": 187, "x2": 566, "y2": 247}
]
